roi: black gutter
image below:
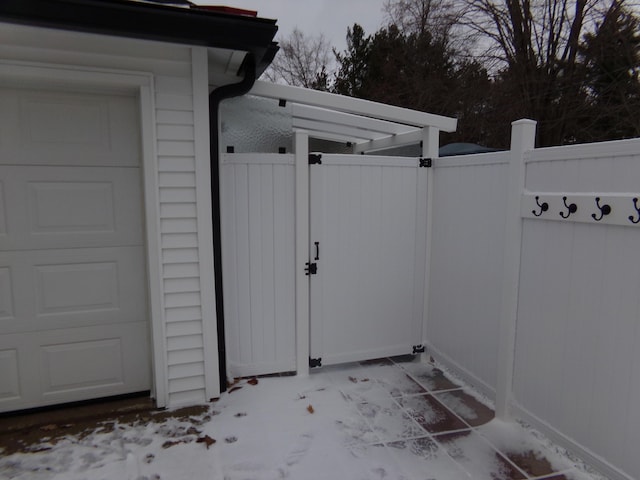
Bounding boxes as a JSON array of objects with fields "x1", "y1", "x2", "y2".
[{"x1": 209, "y1": 54, "x2": 258, "y2": 394}]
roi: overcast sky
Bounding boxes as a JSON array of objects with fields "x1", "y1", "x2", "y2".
[{"x1": 201, "y1": 0, "x2": 389, "y2": 54}]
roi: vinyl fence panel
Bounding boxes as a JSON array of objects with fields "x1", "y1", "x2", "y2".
[
  {"x1": 512, "y1": 140, "x2": 640, "y2": 480},
  {"x1": 220, "y1": 153, "x2": 296, "y2": 377},
  {"x1": 427, "y1": 152, "x2": 510, "y2": 396}
]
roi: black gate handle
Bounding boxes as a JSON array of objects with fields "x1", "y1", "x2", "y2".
[{"x1": 314, "y1": 242, "x2": 319, "y2": 261}]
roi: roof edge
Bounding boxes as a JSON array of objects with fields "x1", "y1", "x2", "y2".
[{"x1": 0, "y1": 0, "x2": 278, "y2": 54}]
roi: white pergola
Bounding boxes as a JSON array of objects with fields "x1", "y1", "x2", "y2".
[{"x1": 249, "y1": 81, "x2": 457, "y2": 158}]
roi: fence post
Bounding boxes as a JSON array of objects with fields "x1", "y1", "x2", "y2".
[
  {"x1": 422, "y1": 127, "x2": 438, "y2": 358},
  {"x1": 496, "y1": 119, "x2": 536, "y2": 419},
  {"x1": 294, "y1": 130, "x2": 310, "y2": 377}
]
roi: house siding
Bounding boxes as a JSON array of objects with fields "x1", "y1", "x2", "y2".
[{"x1": 0, "y1": 24, "x2": 219, "y2": 408}]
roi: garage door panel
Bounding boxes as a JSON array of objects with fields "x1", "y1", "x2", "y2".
[
  {"x1": 0, "y1": 180, "x2": 6, "y2": 236},
  {"x1": 0, "y1": 322, "x2": 149, "y2": 411},
  {"x1": 0, "y1": 246, "x2": 147, "y2": 334},
  {"x1": 0, "y1": 89, "x2": 140, "y2": 168},
  {"x1": 0, "y1": 166, "x2": 143, "y2": 250},
  {"x1": 0, "y1": 266, "x2": 14, "y2": 320},
  {"x1": 35, "y1": 261, "x2": 119, "y2": 316},
  {"x1": 28, "y1": 181, "x2": 115, "y2": 234},
  {"x1": 41, "y1": 338, "x2": 125, "y2": 394},
  {"x1": 0, "y1": 348, "x2": 20, "y2": 401}
]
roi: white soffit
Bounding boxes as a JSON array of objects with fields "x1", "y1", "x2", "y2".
[{"x1": 208, "y1": 48, "x2": 247, "y2": 85}]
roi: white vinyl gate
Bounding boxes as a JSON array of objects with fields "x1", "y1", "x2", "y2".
[
  {"x1": 308, "y1": 154, "x2": 428, "y2": 366},
  {"x1": 221, "y1": 152, "x2": 428, "y2": 376}
]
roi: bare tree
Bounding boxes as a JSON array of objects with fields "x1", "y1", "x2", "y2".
[
  {"x1": 457, "y1": 0, "x2": 621, "y2": 145},
  {"x1": 263, "y1": 28, "x2": 333, "y2": 89},
  {"x1": 383, "y1": 0, "x2": 469, "y2": 50}
]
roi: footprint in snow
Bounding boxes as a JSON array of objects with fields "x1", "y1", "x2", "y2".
[{"x1": 284, "y1": 433, "x2": 313, "y2": 467}]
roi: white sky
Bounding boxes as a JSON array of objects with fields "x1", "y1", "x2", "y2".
[{"x1": 200, "y1": 0, "x2": 389, "y2": 54}]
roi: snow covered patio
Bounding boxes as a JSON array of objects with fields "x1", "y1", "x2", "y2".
[{"x1": 0, "y1": 357, "x2": 604, "y2": 480}]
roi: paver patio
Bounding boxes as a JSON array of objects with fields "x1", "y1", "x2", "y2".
[{"x1": 0, "y1": 356, "x2": 607, "y2": 480}]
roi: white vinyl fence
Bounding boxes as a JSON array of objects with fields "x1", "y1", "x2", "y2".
[
  {"x1": 220, "y1": 153, "x2": 296, "y2": 377},
  {"x1": 426, "y1": 125, "x2": 640, "y2": 480},
  {"x1": 427, "y1": 151, "x2": 510, "y2": 395},
  {"x1": 219, "y1": 118, "x2": 640, "y2": 480},
  {"x1": 514, "y1": 140, "x2": 640, "y2": 480}
]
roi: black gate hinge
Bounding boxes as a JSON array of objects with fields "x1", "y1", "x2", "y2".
[
  {"x1": 309, "y1": 357, "x2": 322, "y2": 368},
  {"x1": 305, "y1": 262, "x2": 317, "y2": 275},
  {"x1": 309, "y1": 153, "x2": 322, "y2": 165},
  {"x1": 419, "y1": 158, "x2": 432, "y2": 168},
  {"x1": 412, "y1": 344, "x2": 426, "y2": 354}
]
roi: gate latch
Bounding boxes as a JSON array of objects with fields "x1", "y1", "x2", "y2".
[{"x1": 305, "y1": 262, "x2": 318, "y2": 275}]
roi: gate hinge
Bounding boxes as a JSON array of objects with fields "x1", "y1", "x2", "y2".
[
  {"x1": 309, "y1": 153, "x2": 322, "y2": 165},
  {"x1": 419, "y1": 158, "x2": 432, "y2": 168},
  {"x1": 305, "y1": 262, "x2": 318, "y2": 275},
  {"x1": 309, "y1": 357, "x2": 322, "y2": 368},
  {"x1": 412, "y1": 344, "x2": 426, "y2": 354}
]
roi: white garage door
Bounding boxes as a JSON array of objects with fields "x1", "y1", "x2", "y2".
[{"x1": 0, "y1": 87, "x2": 151, "y2": 412}]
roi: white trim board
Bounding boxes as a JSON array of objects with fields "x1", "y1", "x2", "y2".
[{"x1": 191, "y1": 47, "x2": 219, "y2": 401}]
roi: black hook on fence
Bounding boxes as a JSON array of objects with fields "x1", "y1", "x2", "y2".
[
  {"x1": 532, "y1": 196, "x2": 548, "y2": 217},
  {"x1": 629, "y1": 198, "x2": 640, "y2": 224},
  {"x1": 559, "y1": 196, "x2": 577, "y2": 219},
  {"x1": 591, "y1": 197, "x2": 612, "y2": 221}
]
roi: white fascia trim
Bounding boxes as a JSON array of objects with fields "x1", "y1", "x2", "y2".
[
  {"x1": 250, "y1": 80, "x2": 457, "y2": 132},
  {"x1": 139, "y1": 82, "x2": 168, "y2": 409}
]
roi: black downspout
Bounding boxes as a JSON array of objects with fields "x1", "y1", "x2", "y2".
[{"x1": 209, "y1": 53, "x2": 257, "y2": 394}]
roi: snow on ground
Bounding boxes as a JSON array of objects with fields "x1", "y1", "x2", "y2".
[{"x1": 0, "y1": 358, "x2": 610, "y2": 480}]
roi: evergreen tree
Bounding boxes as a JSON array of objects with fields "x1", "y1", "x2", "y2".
[
  {"x1": 333, "y1": 24, "x2": 373, "y2": 97},
  {"x1": 580, "y1": 1, "x2": 640, "y2": 141}
]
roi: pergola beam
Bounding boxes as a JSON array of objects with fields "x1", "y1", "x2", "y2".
[
  {"x1": 353, "y1": 130, "x2": 424, "y2": 154},
  {"x1": 292, "y1": 117, "x2": 381, "y2": 142},
  {"x1": 251, "y1": 81, "x2": 457, "y2": 132},
  {"x1": 291, "y1": 103, "x2": 417, "y2": 136}
]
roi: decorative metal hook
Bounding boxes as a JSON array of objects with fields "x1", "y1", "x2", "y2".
[
  {"x1": 532, "y1": 196, "x2": 548, "y2": 217},
  {"x1": 629, "y1": 198, "x2": 640, "y2": 224},
  {"x1": 591, "y1": 197, "x2": 612, "y2": 221},
  {"x1": 559, "y1": 196, "x2": 577, "y2": 219}
]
